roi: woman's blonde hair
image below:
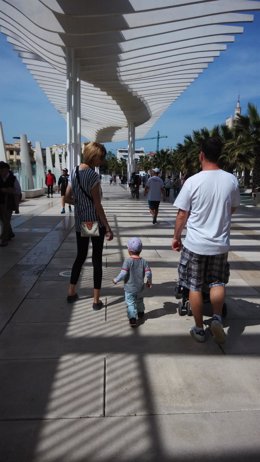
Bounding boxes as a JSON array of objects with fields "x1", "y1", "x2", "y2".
[{"x1": 82, "y1": 142, "x2": 106, "y2": 166}]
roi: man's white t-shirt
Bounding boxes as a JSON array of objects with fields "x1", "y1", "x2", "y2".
[
  {"x1": 174, "y1": 170, "x2": 240, "y2": 255},
  {"x1": 146, "y1": 176, "x2": 164, "y2": 201}
]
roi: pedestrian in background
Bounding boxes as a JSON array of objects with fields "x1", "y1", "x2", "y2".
[
  {"x1": 58, "y1": 168, "x2": 72, "y2": 214},
  {"x1": 164, "y1": 175, "x2": 173, "y2": 198},
  {"x1": 173, "y1": 175, "x2": 181, "y2": 199},
  {"x1": 45, "y1": 169, "x2": 56, "y2": 198},
  {"x1": 0, "y1": 161, "x2": 21, "y2": 246},
  {"x1": 144, "y1": 168, "x2": 165, "y2": 224}
]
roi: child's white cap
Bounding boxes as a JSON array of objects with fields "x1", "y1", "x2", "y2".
[{"x1": 127, "y1": 237, "x2": 142, "y2": 253}]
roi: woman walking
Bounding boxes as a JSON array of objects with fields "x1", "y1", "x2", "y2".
[{"x1": 65, "y1": 142, "x2": 113, "y2": 309}]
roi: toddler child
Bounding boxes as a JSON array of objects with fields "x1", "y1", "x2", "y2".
[{"x1": 113, "y1": 237, "x2": 152, "y2": 327}]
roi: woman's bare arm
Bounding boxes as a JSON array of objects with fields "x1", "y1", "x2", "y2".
[
  {"x1": 64, "y1": 184, "x2": 74, "y2": 205},
  {"x1": 91, "y1": 183, "x2": 113, "y2": 240}
]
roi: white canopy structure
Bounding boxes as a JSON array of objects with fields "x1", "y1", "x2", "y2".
[{"x1": 1, "y1": 0, "x2": 260, "y2": 172}]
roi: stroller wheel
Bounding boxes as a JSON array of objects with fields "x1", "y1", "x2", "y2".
[
  {"x1": 178, "y1": 300, "x2": 187, "y2": 316},
  {"x1": 222, "y1": 303, "x2": 227, "y2": 318}
]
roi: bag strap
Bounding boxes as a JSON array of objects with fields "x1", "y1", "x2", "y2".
[{"x1": 75, "y1": 166, "x2": 93, "y2": 201}]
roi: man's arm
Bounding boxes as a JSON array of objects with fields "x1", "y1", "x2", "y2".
[
  {"x1": 64, "y1": 183, "x2": 74, "y2": 205},
  {"x1": 172, "y1": 209, "x2": 189, "y2": 251}
]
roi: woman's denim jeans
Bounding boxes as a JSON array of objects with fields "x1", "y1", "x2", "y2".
[{"x1": 125, "y1": 291, "x2": 145, "y2": 319}]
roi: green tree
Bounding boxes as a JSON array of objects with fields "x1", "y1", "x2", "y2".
[
  {"x1": 137, "y1": 154, "x2": 152, "y2": 172},
  {"x1": 103, "y1": 152, "x2": 120, "y2": 175},
  {"x1": 233, "y1": 103, "x2": 260, "y2": 190},
  {"x1": 152, "y1": 149, "x2": 174, "y2": 177}
]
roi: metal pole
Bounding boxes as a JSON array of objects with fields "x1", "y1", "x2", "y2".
[
  {"x1": 66, "y1": 48, "x2": 81, "y2": 172},
  {"x1": 127, "y1": 122, "x2": 135, "y2": 183}
]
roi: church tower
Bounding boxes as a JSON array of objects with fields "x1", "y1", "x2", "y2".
[
  {"x1": 226, "y1": 97, "x2": 241, "y2": 128},
  {"x1": 234, "y1": 96, "x2": 241, "y2": 119}
]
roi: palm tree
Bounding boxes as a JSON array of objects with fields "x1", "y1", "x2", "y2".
[
  {"x1": 152, "y1": 149, "x2": 174, "y2": 178},
  {"x1": 105, "y1": 153, "x2": 120, "y2": 175},
  {"x1": 176, "y1": 128, "x2": 211, "y2": 176},
  {"x1": 221, "y1": 127, "x2": 254, "y2": 183},
  {"x1": 169, "y1": 102, "x2": 260, "y2": 191},
  {"x1": 118, "y1": 158, "x2": 127, "y2": 176},
  {"x1": 235, "y1": 103, "x2": 260, "y2": 190},
  {"x1": 220, "y1": 103, "x2": 260, "y2": 190},
  {"x1": 137, "y1": 154, "x2": 152, "y2": 173}
]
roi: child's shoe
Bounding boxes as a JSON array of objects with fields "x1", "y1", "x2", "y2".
[
  {"x1": 129, "y1": 318, "x2": 137, "y2": 327},
  {"x1": 138, "y1": 312, "x2": 145, "y2": 324},
  {"x1": 138, "y1": 312, "x2": 145, "y2": 319}
]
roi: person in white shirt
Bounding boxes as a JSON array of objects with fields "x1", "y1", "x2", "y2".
[
  {"x1": 172, "y1": 137, "x2": 240, "y2": 344},
  {"x1": 144, "y1": 168, "x2": 165, "y2": 224}
]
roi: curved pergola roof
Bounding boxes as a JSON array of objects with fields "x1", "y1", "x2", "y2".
[{"x1": 1, "y1": 0, "x2": 260, "y2": 143}]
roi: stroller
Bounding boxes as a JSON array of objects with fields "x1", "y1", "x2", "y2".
[{"x1": 174, "y1": 283, "x2": 227, "y2": 318}]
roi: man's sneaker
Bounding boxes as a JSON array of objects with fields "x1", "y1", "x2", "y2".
[
  {"x1": 211, "y1": 317, "x2": 226, "y2": 344},
  {"x1": 129, "y1": 317, "x2": 137, "y2": 327},
  {"x1": 189, "y1": 326, "x2": 206, "y2": 343},
  {"x1": 61, "y1": 208, "x2": 65, "y2": 214}
]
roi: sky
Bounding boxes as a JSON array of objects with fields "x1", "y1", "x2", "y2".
[{"x1": 1, "y1": 10, "x2": 260, "y2": 154}]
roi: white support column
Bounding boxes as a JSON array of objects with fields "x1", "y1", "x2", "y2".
[
  {"x1": 127, "y1": 122, "x2": 135, "y2": 183},
  {"x1": 66, "y1": 48, "x2": 81, "y2": 172},
  {"x1": 0, "y1": 122, "x2": 7, "y2": 162},
  {"x1": 54, "y1": 147, "x2": 61, "y2": 178},
  {"x1": 35, "y1": 141, "x2": 45, "y2": 188},
  {"x1": 61, "y1": 146, "x2": 67, "y2": 170},
  {"x1": 20, "y1": 134, "x2": 34, "y2": 190},
  {"x1": 46, "y1": 146, "x2": 53, "y2": 171}
]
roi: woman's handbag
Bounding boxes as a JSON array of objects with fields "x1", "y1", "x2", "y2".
[
  {"x1": 81, "y1": 221, "x2": 99, "y2": 237},
  {"x1": 75, "y1": 166, "x2": 100, "y2": 237}
]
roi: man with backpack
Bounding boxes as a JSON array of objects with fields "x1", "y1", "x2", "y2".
[{"x1": 58, "y1": 168, "x2": 72, "y2": 214}]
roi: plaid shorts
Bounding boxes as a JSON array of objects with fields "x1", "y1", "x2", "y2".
[{"x1": 178, "y1": 246, "x2": 230, "y2": 291}]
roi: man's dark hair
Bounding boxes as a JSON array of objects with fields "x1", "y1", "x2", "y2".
[{"x1": 200, "y1": 137, "x2": 223, "y2": 163}]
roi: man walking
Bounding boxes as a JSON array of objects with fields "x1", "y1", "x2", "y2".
[
  {"x1": 0, "y1": 161, "x2": 21, "y2": 246},
  {"x1": 45, "y1": 169, "x2": 56, "y2": 198},
  {"x1": 172, "y1": 137, "x2": 240, "y2": 343},
  {"x1": 58, "y1": 168, "x2": 72, "y2": 214},
  {"x1": 144, "y1": 168, "x2": 165, "y2": 224}
]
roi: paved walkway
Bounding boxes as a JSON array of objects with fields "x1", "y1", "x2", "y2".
[{"x1": 0, "y1": 185, "x2": 260, "y2": 462}]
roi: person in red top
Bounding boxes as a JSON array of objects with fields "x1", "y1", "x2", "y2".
[{"x1": 45, "y1": 169, "x2": 56, "y2": 198}]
